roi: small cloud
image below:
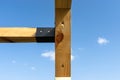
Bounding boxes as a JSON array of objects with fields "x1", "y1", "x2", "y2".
[
  {"x1": 71, "y1": 55, "x2": 74, "y2": 61},
  {"x1": 97, "y1": 37, "x2": 109, "y2": 45},
  {"x1": 41, "y1": 51, "x2": 55, "y2": 60},
  {"x1": 41, "y1": 50, "x2": 74, "y2": 61},
  {"x1": 31, "y1": 66, "x2": 36, "y2": 71},
  {"x1": 78, "y1": 48, "x2": 84, "y2": 51},
  {"x1": 71, "y1": 48, "x2": 75, "y2": 61},
  {"x1": 12, "y1": 60, "x2": 16, "y2": 64}
]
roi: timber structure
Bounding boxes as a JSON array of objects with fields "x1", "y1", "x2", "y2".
[{"x1": 0, "y1": 0, "x2": 72, "y2": 80}]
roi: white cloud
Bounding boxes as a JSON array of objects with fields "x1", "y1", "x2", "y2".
[
  {"x1": 78, "y1": 48, "x2": 84, "y2": 51},
  {"x1": 71, "y1": 48, "x2": 74, "y2": 61},
  {"x1": 97, "y1": 37, "x2": 109, "y2": 45},
  {"x1": 41, "y1": 51, "x2": 55, "y2": 60},
  {"x1": 41, "y1": 50, "x2": 74, "y2": 61},
  {"x1": 12, "y1": 60, "x2": 16, "y2": 64},
  {"x1": 31, "y1": 66, "x2": 36, "y2": 71},
  {"x1": 71, "y1": 55, "x2": 74, "y2": 61}
]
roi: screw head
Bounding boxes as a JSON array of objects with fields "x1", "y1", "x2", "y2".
[{"x1": 40, "y1": 30, "x2": 42, "y2": 32}]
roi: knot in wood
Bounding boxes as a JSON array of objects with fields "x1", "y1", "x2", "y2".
[{"x1": 56, "y1": 32, "x2": 64, "y2": 43}]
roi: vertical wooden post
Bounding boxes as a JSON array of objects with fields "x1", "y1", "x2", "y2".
[{"x1": 55, "y1": 0, "x2": 71, "y2": 80}]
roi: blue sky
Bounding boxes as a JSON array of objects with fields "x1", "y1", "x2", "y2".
[{"x1": 0, "y1": 0, "x2": 120, "y2": 80}]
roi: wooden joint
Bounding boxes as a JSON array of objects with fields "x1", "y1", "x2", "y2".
[
  {"x1": 0, "y1": 27, "x2": 55, "y2": 43},
  {"x1": 36, "y1": 28, "x2": 55, "y2": 42}
]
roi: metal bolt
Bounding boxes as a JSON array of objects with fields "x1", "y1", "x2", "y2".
[
  {"x1": 40, "y1": 30, "x2": 42, "y2": 32},
  {"x1": 61, "y1": 22, "x2": 64, "y2": 28}
]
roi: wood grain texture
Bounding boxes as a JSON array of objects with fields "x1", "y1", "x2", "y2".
[
  {"x1": 0, "y1": 27, "x2": 36, "y2": 42},
  {"x1": 55, "y1": 0, "x2": 72, "y2": 8},
  {"x1": 55, "y1": 9, "x2": 71, "y2": 77}
]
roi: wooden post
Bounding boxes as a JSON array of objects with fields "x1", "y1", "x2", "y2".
[{"x1": 55, "y1": 0, "x2": 72, "y2": 80}]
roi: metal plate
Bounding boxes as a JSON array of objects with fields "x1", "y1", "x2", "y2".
[{"x1": 36, "y1": 27, "x2": 55, "y2": 42}]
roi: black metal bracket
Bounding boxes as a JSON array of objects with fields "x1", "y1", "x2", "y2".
[{"x1": 36, "y1": 27, "x2": 55, "y2": 42}]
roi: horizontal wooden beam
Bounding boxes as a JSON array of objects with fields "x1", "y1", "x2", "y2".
[
  {"x1": 55, "y1": 0, "x2": 72, "y2": 8},
  {"x1": 0, "y1": 27, "x2": 55, "y2": 43}
]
